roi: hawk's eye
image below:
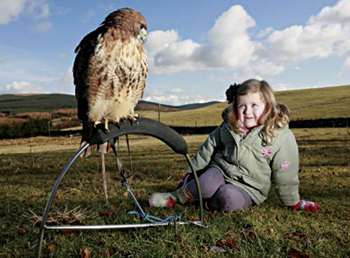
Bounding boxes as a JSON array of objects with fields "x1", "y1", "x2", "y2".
[{"x1": 140, "y1": 24, "x2": 147, "y2": 30}]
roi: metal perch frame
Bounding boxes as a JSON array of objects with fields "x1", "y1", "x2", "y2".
[{"x1": 37, "y1": 117, "x2": 205, "y2": 257}]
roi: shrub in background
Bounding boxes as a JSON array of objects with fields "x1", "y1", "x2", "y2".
[{"x1": 0, "y1": 118, "x2": 51, "y2": 139}]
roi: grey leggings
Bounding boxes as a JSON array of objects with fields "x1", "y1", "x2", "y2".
[{"x1": 187, "y1": 167, "x2": 253, "y2": 211}]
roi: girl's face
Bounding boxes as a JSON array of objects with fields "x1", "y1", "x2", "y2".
[{"x1": 237, "y1": 92, "x2": 266, "y2": 129}]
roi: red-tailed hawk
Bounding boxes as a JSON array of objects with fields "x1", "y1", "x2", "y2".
[
  {"x1": 73, "y1": 8, "x2": 148, "y2": 202},
  {"x1": 73, "y1": 7, "x2": 148, "y2": 147}
]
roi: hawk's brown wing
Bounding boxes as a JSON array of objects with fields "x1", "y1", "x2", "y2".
[
  {"x1": 73, "y1": 27, "x2": 107, "y2": 122},
  {"x1": 73, "y1": 26, "x2": 109, "y2": 142}
]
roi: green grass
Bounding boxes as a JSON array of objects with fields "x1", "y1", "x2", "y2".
[
  {"x1": 275, "y1": 85, "x2": 350, "y2": 120},
  {"x1": 1, "y1": 128, "x2": 349, "y2": 257}
]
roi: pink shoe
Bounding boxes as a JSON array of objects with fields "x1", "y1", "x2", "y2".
[
  {"x1": 148, "y1": 192, "x2": 177, "y2": 208},
  {"x1": 288, "y1": 200, "x2": 320, "y2": 213},
  {"x1": 302, "y1": 201, "x2": 320, "y2": 213}
]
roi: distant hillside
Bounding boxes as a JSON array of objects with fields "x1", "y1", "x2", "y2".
[
  {"x1": 136, "y1": 100, "x2": 220, "y2": 112},
  {"x1": 0, "y1": 93, "x2": 219, "y2": 114},
  {"x1": 274, "y1": 85, "x2": 350, "y2": 120},
  {"x1": 0, "y1": 94, "x2": 77, "y2": 113}
]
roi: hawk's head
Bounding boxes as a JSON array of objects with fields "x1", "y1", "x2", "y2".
[{"x1": 102, "y1": 8, "x2": 147, "y2": 44}]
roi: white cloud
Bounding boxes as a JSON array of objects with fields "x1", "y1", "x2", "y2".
[
  {"x1": 342, "y1": 56, "x2": 350, "y2": 70},
  {"x1": 146, "y1": 30, "x2": 201, "y2": 74},
  {"x1": 248, "y1": 59, "x2": 285, "y2": 76},
  {"x1": 208, "y1": 5, "x2": 255, "y2": 40},
  {"x1": 166, "y1": 88, "x2": 185, "y2": 94},
  {"x1": 27, "y1": 0, "x2": 50, "y2": 19},
  {"x1": 256, "y1": 27, "x2": 273, "y2": 38},
  {"x1": 144, "y1": 87, "x2": 223, "y2": 105},
  {"x1": 146, "y1": 1, "x2": 350, "y2": 78},
  {"x1": 0, "y1": 0, "x2": 50, "y2": 25},
  {"x1": 0, "y1": 0, "x2": 26, "y2": 24},
  {"x1": 59, "y1": 67, "x2": 73, "y2": 84},
  {"x1": 195, "y1": 5, "x2": 257, "y2": 69},
  {"x1": 144, "y1": 94, "x2": 221, "y2": 106},
  {"x1": 309, "y1": 0, "x2": 350, "y2": 25},
  {"x1": 310, "y1": 0, "x2": 350, "y2": 56},
  {"x1": 146, "y1": 5, "x2": 259, "y2": 74},
  {"x1": 272, "y1": 82, "x2": 290, "y2": 91},
  {"x1": 266, "y1": 0, "x2": 350, "y2": 65},
  {"x1": 55, "y1": 6, "x2": 72, "y2": 16},
  {"x1": 32, "y1": 21, "x2": 52, "y2": 32},
  {"x1": 267, "y1": 24, "x2": 344, "y2": 64},
  {"x1": 152, "y1": 39, "x2": 201, "y2": 73},
  {"x1": 3, "y1": 80, "x2": 45, "y2": 93},
  {"x1": 0, "y1": 57, "x2": 55, "y2": 83},
  {"x1": 58, "y1": 53, "x2": 70, "y2": 59},
  {"x1": 146, "y1": 29, "x2": 180, "y2": 57}
]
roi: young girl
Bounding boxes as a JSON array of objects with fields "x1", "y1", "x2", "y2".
[{"x1": 149, "y1": 79, "x2": 320, "y2": 213}]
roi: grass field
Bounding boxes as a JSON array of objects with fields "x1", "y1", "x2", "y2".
[{"x1": 0, "y1": 127, "x2": 349, "y2": 257}]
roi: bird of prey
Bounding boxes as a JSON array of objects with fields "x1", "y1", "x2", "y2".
[{"x1": 73, "y1": 8, "x2": 148, "y2": 203}]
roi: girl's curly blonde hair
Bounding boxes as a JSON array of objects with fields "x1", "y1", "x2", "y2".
[{"x1": 226, "y1": 79, "x2": 289, "y2": 145}]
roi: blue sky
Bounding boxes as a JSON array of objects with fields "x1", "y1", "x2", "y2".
[{"x1": 0, "y1": 0, "x2": 349, "y2": 105}]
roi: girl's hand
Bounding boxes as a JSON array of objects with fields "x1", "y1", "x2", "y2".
[{"x1": 288, "y1": 200, "x2": 320, "y2": 213}]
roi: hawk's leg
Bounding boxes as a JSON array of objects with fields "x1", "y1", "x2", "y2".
[
  {"x1": 93, "y1": 120, "x2": 110, "y2": 204},
  {"x1": 101, "y1": 152, "x2": 109, "y2": 204},
  {"x1": 125, "y1": 134, "x2": 133, "y2": 174}
]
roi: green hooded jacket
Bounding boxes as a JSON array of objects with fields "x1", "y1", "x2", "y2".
[{"x1": 186, "y1": 122, "x2": 300, "y2": 206}]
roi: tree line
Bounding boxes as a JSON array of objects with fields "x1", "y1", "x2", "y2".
[{"x1": 0, "y1": 118, "x2": 50, "y2": 139}]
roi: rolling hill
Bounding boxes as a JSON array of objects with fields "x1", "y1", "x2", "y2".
[
  {"x1": 0, "y1": 94, "x2": 77, "y2": 113},
  {"x1": 0, "y1": 93, "x2": 219, "y2": 114}
]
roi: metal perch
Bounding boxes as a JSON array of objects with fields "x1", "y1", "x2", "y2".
[{"x1": 37, "y1": 117, "x2": 205, "y2": 257}]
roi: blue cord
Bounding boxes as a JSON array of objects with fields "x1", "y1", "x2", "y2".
[
  {"x1": 124, "y1": 180, "x2": 182, "y2": 224},
  {"x1": 128, "y1": 211, "x2": 181, "y2": 224}
]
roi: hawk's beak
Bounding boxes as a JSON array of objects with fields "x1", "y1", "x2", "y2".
[{"x1": 138, "y1": 28, "x2": 148, "y2": 44}]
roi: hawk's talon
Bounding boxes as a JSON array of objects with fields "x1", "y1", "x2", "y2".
[
  {"x1": 94, "y1": 121, "x2": 102, "y2": 128},
  {"x1": 94, "y1": 115, "x2": 138, "y2": 130},
  {"x1": 93, "y1": 120, "x2": 110, "y2": 132},
  {"x1": 104, "y1": 119, "x2": 109, "y2": 131},
  {"x1": 126, "y1": 114, "x2": 139, "y2": 123}
]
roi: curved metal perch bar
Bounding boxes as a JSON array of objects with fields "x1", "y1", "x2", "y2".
[{"x1": 37, "y1": 117, "x2": 204, "y2": 257}]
